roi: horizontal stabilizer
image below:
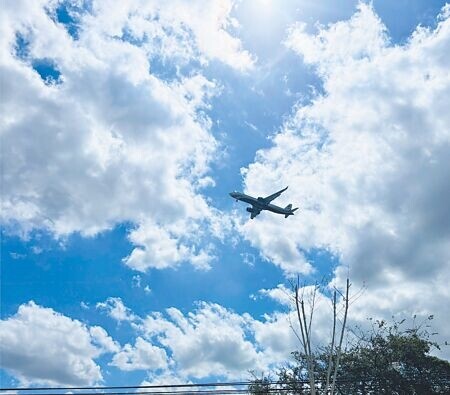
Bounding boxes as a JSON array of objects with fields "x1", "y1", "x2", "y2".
[{"x1": 284, "y1": 205, "x2": 299, "y2": 218}]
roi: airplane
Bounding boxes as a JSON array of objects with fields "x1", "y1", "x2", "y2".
[{"x1": 229, "y1": 186, "x2": 298, "y2": 219}]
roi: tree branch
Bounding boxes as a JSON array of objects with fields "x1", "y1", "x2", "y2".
[
  {"x1": 330, "y1": 278, "x2": 350, "y2": 395},
  {"x1": 325, "y1": 290, "x2": 337, "y2": 394}
]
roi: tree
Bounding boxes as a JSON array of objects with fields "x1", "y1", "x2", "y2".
[
  {"x1": 249, "y1": 278, "x2": 352, "y2": 394},
  {"x1": 249, "y1": 316, "x2": 450, "y2": 394},
  {"x1": 291, "y1": 278, "x2": 350, "y2": 394}
]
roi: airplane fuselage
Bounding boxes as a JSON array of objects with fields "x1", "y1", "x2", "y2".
[{"x1": 229, "y1": 192, "x2": 293, "y2": 215}]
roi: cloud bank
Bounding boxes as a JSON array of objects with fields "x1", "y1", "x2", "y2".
[
  {"x1": 0, "y1": 302, "x2": 118, "y2": 385},
  {"x1": 1, "y1": 299, "x2": 304, "y2": 383},
  {"x1": 241, "y1": 3, "x2": 450, "y2": 357},
  {"x1": 0, "y1": 0, "x2": 248, "y2": 271}
]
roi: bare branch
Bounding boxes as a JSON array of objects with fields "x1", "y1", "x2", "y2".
[
  {"x1": 307, "y1": 284, "x2": 318, "y2": 341},
  {"x1": 295, "y1": 280, "x2": 316, "y2": 395},
  {"x1": 301, "y1": 300, "x2": 312, "y2": 358},
  {"x1": 325, "y1": 290, "x2": 337, "y2": 394},
  {"x1": 287, "y1": 313, "x2": 303, "y2": 345},
  {"x1": 300, "y1": 294, "x2": 316, "y2": 394},
  {"x1": 295, "y1": 282, "x2": 308, "y2": 357},
  {"x1": 330, "y1": 278, "x2": 350, "y2": 395}
]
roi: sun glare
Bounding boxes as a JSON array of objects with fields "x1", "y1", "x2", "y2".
[{"x1": 258, "y1": 0, "x2": 273, "y2": 7}]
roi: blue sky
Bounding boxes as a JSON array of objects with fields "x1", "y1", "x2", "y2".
[{"x1": 1, "y1": 0, "x2": 450, "y2": 387}]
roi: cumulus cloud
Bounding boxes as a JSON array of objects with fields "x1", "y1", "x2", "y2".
[
  {"x1": 140, "y1": 303, "x2": 262, "y2": 378},
  {"x1": 86, "y1": 291, "x2": 347, "y2": 380},
  {"x1": 0, "y1": 302, "x2": 117, "y2": 385},
  {"x1": 83, "y1": 0, "x2": 254, "y2": 71},
  {"x1": 0, "y1": 0, "x2": 248, "y2": 270},
  {"x1": 285, "y1": 3, "x2": 388, "y2": 74},
  {"x1": 124, "y1": 219, "x2": 216, "y2": 271},
  {"x1": 110, "y1": 337, "x2": 168, "y2": 371},
  {"x1": 126, "y1": 296, "x2": 340, "y2": 379},
  {"x1": 96, "y1": 297, "x2": 138, "y2": 323},
  {"x1": 90, "y1": 326, "x2": 121, "y2": 354},
  {"x1": 253, "y1": 283, "x2": 350, "y2": 363},
  {"x1": 240, "y1": 2, "x2": 450, "y2": 357},
  {"x1": 0, "y1": 298, "x2": 349, "y2": 384},
  {"x1": 258, "y1": 283, "x2": 293, "y2": 306}
]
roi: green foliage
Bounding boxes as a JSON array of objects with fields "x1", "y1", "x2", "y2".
[{"x1": 249, "y1": 317, "x2": 450, "y2": 394}]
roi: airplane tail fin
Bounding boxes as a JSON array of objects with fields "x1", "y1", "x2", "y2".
[{"x1": 284, "y1": 204, "x2": 299, "y2": 218}]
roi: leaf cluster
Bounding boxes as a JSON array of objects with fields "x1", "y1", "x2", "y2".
[{"x1": 249, "y1": 317, "x2": 450, "y2": 394}]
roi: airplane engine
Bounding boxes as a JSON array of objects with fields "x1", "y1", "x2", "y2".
[{"x1": 246, "y1": 207, "x2": 254, "y2": 213}]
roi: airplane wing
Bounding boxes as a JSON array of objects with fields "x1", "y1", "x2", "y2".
[{"x1": 259, "y1": 186, "x2": 288, "y2": 204}]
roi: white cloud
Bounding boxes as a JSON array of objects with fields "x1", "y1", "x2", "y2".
[
  {"x1": 124, "y1": 220, "x2": 215, "y2": 271},
  {"x1": 258, "y1": 283, "x2": 292, "y2": 306},
  {"x1": 240, "y1": 2, "x2": 450, "y2": 358},
  {"x1": 110, "y1": 337, "x2": 168, "y2": 371},
  {"x1": 251, "y1": 311, "x2": 297, "y2": 362},
  {"x1": 252, "y1": 284, "x2": 348, "y2": 364},
  {"x1": 83, "y1": 0, "x2": 254, "y2": 71},
  {"x1": 0, "y1": 302, "x2": 116, "y2": 385},
  {"x1": 285, "y1": 3, "x2": 388, "y2": 75},
  {"x1": 90, "y1": 326, "x2": 120, "y2": 354},
  {"x1": 2, "y1": 296, "x2": 431, "y2": 386},
  {"x1": 87, "y1": 293, "x2": 350, "y2": 380},
  {"x1": 140, "y1": 303, "x2": 262, "y2": 378},
  {"x1": 241, "y1": 252, "x2": 256, "y2": 266},
  {"x1": 132, "y1": 275, "x2": 142, "y2": 288},
  {"x1": 96, "y1": 297, "x2": 137, "y2": 323},
  {"x1": 0, "y1": 0, "x2": 248, "y2": 270},
  {"x1": 133, "y1": 298, "x2": 343, "y2": 378},
  {"x1": 240, "y1": 217, "x2": 313, "y2": 274}
]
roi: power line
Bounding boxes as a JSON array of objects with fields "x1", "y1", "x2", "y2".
[
  {"x1": 0, "y1": 382, "x2": 252, "y2": 392},
  {"x1": 0, "y1": 390, "x2": 292, "y2": 395},
  {"x1": 0, "y1": 383, "x2": 293, "y2": 395},
  {"x1": 2, "y1": 376, "x2": 448, "y2": 394},
  {"x1": 0, "y1": 380, "x2": 315, "y2": 394}
]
